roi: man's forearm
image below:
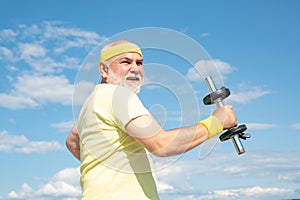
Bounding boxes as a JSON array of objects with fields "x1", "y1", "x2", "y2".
[{"x1": 153, "y1": 123, "x2": 209, "y2": 157}]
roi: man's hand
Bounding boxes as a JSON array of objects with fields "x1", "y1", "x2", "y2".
[{"x1": 213, "y1": 104, "x2": 237, "y2": 130}]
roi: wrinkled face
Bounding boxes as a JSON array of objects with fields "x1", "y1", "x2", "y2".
[{"x1": 106, "y1": 52, "x2": 144, "y2": 93}]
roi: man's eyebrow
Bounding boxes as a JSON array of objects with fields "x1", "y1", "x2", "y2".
[{"x1": 119, "y1": 57, "x2": 143, "y2": 62}]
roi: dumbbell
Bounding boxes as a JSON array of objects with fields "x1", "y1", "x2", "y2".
[{"x1": 203, "y1": 76, "x2": 251, "y2": 155}]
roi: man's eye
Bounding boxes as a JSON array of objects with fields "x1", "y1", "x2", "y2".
[
  {"x1": 137, "y1": 62, "x2": 143, "y2": 66},
  {"x1": 121, "y1": 61, "x2": 130, "y2": 64}
]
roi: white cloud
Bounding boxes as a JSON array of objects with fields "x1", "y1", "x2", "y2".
[
  {"x1": 0, "y1": 21, "x2": 102, "y2": 110},
  {"x1": 18, "y1": 23, "x2": 41, "y2": 38},
  {"x1": 15, "y1": 21, "x2": 101, "y2": 54},
  {"x1": 51, "y1": 120, "x2": 74, "y2": 133},
  {"x1": 6, "y1": 167, "x2": 81, "y2": 200},
  {"x1": 5, "y1": 166, "x2": 176, "y2": 199},
  {"x1": 0, "y1": 131, "x2": 28, "y2": 152},
  {"x1": 222, "y1": 165, "x2": 246, "y2": 173},
  {"x1": 278, "y1": 171, "x2": 300, "y2": 183},
  {"x1": 15, "y1": 141, "x2": 63, "y2": 154},
  {"x1": 0, "y1": 74, "x2": 95, "y2": 109},
  {"x1": 8, "y1": 184, "x2": 33, "y2": 199},
  {"x1": 2, "y1": 19, "x2": 100, "y2": 68},
  {"x1": 0, "y1": 130, "x2": 64, "y2": 154},
  {"x1": 51, "y1": 167, "x2": 80, "y2": 185},
  {"x1": 190, "y1": 186, "x2": 294, "y2": 200},
  {"x1": 156, "y1": 180, "x2": 175, "y2": 193},
  {"x1": 7, "y1": 65, "x2": 18, "y2": 72},
  {"x1": 0, "y1": 93, "x2": 39, "y2": 109},
  {"x1": 42, "y1": 21, "x2": 99, "y2": 39},
  {"x1": 19, "y1": 43, "x2": 46, "y2": 59},
  {"x1": 229, "y1": 85, "x2": 271, "y2": 104},
  {"x1": 37, "y1": 181, "x2": 80, "y2": 197},
  {"x1": 246, "y1": 123, "x2": 279, "y2": 130},
  {"x1": 290, "y1": 123, "x2": 300, "y2": 130},
  {"x1": 200, "y1": 32, "x2": 210, "y2": 37},
  {"x1": 41, "y1": 21, "x2": 102, "y2": 53},
  {"x1": 17, "y1": 47, "x2": 81, "y2": 74},
  {"x1": 0, "y1": 29, "x2": 17, "y2": 42},
  {"x1": 152, "y1": 151, "x2": 300, "y2": 199},
  {"x1": 17, "y1": 42, "x2": 74, "y2": 74},
  {"x1": 0, "y1": 74, "x2": 73, "y2": 109},
  {"x1": 14, "y1": 74, "x2": 73, "y2": 104},
  {"x1": 0, "y1": 46, "x2": 14, "y2": 61},
  {"x1": 4, "y1": 151, "x2": 300, "y2": 199},
  {"x1": 186, "y1": 61, "x2": 271, "y2": 105},
  {"x1": 186, "y1": 59, "x2": 235, "y2": 84}
]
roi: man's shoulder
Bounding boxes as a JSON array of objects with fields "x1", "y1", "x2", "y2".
[{"x1": 95, "y1": 84, "x2": 137, "y2": 98}]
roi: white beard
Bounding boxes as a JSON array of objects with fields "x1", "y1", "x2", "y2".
[{"x1": 107, "y1": 70, "x2": 143, "y2": 94}]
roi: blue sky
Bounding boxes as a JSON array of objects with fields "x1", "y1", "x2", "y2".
[{"x1": 0, "y1": 0, "x2": 300, "y2": 199}]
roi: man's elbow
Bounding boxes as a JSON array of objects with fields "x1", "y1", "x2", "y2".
[
  {"x1": 150, "y1": 150, "x2": 172, "y2": 158},
  {"x1": 146, "y1": 141, "x2": 176, "y2": 158},
  {"x1": 65, "y1": 139, "x2": 72, "y2": 152},
  {"x1": 65, "y1": 134, "x2": 73, "y2": 151},
  {"x1": 66, "y1": 133, "x2": 79, "y2": 153}
]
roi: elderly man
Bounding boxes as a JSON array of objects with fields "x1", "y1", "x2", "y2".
[{"x1": 66, "y1": 40, "x2": 237, "y2": 199}]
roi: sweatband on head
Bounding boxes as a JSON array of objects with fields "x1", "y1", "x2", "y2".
[
  {"x1": 199, "y1": 115, "x2": 223, "y2": 139},
  {"x1": 100, "y1": 42, "x2": 143, "y2": 62}
]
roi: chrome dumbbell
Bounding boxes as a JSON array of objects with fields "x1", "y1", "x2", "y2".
[{"x1": 203, "y1": 76, "x2": 251, "y2": 155}]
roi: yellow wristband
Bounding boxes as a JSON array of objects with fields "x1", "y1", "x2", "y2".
[{"x1": 199, "y1": 115, "x2": 223, "y2": 139}]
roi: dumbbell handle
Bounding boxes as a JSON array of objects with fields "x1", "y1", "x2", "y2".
[
  {"x1": 205, "y1": 76, "x2": 224, "y2": 108},
  {"x1": 204, "y1": 76, "x2": 245, "y2": 155}
]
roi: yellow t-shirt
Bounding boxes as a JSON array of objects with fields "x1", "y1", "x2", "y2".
[{"x1": 77, "y1": 84, "x2": 159, "y2": 200}]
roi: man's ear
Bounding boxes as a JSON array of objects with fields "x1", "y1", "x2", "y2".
[{"x1": 98, "y1": 62, "x2": 108, "y2": 79}]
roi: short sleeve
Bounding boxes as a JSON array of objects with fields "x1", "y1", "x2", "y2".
[{"x1": 111, "y1": 86, "x2": 150, "y2": 130}]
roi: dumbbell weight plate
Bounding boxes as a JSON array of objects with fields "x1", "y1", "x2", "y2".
[
  {"x1": 203, "y1": 86, "x2": 231, "y2": 105},
  {"x1": 219, "y1": 124, "x2": 248, "y2": 142}
]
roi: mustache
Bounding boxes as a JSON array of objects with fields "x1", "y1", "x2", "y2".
[{"x1": 125, "y1": 73, "x2": 142, "y2": 81}]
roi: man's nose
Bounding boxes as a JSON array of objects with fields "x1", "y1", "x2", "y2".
[{"x1": 130, "y1": 63, "x2": 141, "y2": 73}]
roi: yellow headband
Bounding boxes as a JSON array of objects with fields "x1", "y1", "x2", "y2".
[{"x1": 100, "y1": 42, "x2": 143, "y2": 62}]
